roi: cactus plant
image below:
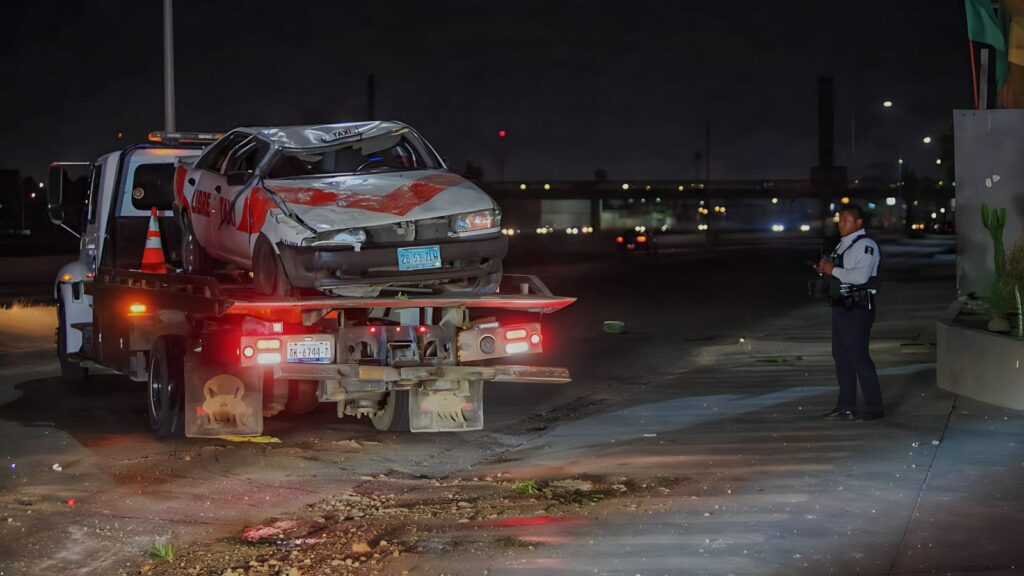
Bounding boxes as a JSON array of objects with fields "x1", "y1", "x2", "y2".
[{"x1": 981, "y1": 203, "x2": 1008, "y2": 278}]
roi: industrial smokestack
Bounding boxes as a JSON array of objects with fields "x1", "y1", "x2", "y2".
[{"x1": 818, "y1": 76, "x2": 834, "y2": 168}]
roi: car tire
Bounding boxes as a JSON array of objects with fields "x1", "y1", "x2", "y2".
[
  {"x1": 181, "y1": 213, "x2": 214, "y2": 275},
  {"x1": 56, "y1": 299, "x2": 88, "y2": 383},
  {"x1": 148, "y1": 336, "x2": 186, "y2": 438},
  {"x1": 434, "y1": 262, "x2": 503, "y2": 297},
  {"x1": 253, "y1": 234, "x2": 294, "y2": 297},
  {"x1": 369, "y1": 390, "x2": 410, "y2": 432}
]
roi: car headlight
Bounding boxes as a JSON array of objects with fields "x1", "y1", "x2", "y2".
[
  {"x1": 305, "y1": 228, "x2": 367, "y2": 246},
  {"x1": 452, "y1": 209, "x2": 498, "y2": 234}
]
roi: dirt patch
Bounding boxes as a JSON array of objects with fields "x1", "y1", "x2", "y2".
[
  {"x1": 139, "y1": 474, "x2": 687, "y2": 575},
  {"x1": 516, "y1": 395, "x2": 611, "y2": 432}
]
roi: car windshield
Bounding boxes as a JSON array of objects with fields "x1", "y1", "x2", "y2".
[{"x1": 266, "y1": 130, "x2": 441, "y2": 179}]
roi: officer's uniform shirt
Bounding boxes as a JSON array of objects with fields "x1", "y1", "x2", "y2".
[{"x1": 831, "y1": 229, "x2": 880, "y2": 292}]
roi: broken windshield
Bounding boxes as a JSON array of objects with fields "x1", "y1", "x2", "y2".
[{"x1": 266, "y1": 130, "x2": 442, "y2": 179}]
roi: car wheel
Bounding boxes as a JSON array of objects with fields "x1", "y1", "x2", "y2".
[
  {"x1": 434, "y1": 262, "x2": 503, "y2": 296},
  {"x1": 253, "y1": 234, "x2": 293, "y2": 297},
  {"x1": 181, "y1": 214, "x2": 214, "y2": 274},
  {"x1": 148, "y1": 336, "x2": 186, "y2": 438},
  {"x1": 370, "y1": 390, "x2": 410, "y2": 432},
  {"x1": 56, "y1": 299, "x2": 87, "y2": 383}
]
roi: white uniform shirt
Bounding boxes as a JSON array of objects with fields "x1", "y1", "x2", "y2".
[{"x1": 831, "y1": 229, "x2": 880, "y2": 289}]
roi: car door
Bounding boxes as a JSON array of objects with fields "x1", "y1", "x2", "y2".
[
  {"x1": 217, "y1": 136, "x2": 270, "y2": 264},
  {"x1": 190, "y1": 132, "x2": 248, "y2": 261}
]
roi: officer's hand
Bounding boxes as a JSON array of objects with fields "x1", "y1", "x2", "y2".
[{"x1": 816, "y1": 259, "x2": 834, "y2": 275}]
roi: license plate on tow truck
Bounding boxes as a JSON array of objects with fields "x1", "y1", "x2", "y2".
[
  {"x1": 287, "y1": 340, "x2": 332, "y2": 364},
  {"x1": 397, "y1": 245, "x2": 442, "y2": 271}
]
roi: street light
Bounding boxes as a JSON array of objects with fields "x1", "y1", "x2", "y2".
[
  {"x1": 922, "y1": 136, "x2": 932, "y2": 144},
  {"x1": 935, "y1": 158, "x2": 942, "y2": 165},
  {"x1": 882, "y1": 100, "x2": 893, "y2": 108}
]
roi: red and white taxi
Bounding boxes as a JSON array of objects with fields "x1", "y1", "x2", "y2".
[{"x1": 174, "y1": 121, "x2": 506, "y2": 297}]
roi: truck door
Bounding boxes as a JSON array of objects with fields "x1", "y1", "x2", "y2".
[
  {"x1": 218, "y1": 136, "x2": 270, "y2": 264},
  {"x1": 189, "y1": 132, "x2": 248, "y2": 262}
]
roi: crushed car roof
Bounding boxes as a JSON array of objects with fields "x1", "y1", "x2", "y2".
[{"x1": 246, "y1": 121, "x2": 410, "y2": 150}]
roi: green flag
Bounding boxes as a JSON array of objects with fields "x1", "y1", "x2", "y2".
[{"x1": 965, "y1": 0, "x2": 1008, "y2": 89}]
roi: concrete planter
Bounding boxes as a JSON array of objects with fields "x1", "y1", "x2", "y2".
[{"x1": 937, "y1": 320, "x2": 1024, "y2": 409}]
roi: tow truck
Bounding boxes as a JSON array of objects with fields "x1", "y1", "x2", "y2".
[{"x1": 48, "y1": 132, "x2": 574, "y2": 438}]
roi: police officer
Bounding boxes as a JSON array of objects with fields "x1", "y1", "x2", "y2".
[{"x1": 815, "y1": 204, "x2": 884, "y2": 421}]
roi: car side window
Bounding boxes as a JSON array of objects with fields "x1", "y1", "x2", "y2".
[
  {"x1": 196, "y1": 132, "x2": 248, "y2": 173},
  {"x1": 223, "y1": 137, "x2": 270, "y2": 176}
]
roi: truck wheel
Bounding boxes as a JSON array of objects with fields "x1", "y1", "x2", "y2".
[
  {"x1": 284, "y1": 380, "x2": 320, "y2": 415},
  {"x1": 56, "y1": 300, "x2": 87, "y2": 383},
  {"x1": 148, "y1": 336, "x2": 186, "y2": 438},
  {"x1": 370, "y1": 390, "x2": 410, "y2": 432},
  {"x1": 181, "y1": 214, "x2": 214, "y2": 274},
  {"x1": 434, "y1": 262, "x2": 502, "y2": 296},
  {"x1": 253, "y1": 235, "x2": 294, "y2": 297}
]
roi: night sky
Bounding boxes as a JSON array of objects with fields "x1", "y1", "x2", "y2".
[{"x1": 2, "y1": 1, "x2": 970, "y2": 183}]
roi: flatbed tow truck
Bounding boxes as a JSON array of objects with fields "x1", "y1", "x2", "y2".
[{"x1": 48, "y1": 132, "x2": 574, "y2": 438}]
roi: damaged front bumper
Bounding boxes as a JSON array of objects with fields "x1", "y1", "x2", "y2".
[{"x1": 276, "y1": 233, "x2": 508, "y2": 291}]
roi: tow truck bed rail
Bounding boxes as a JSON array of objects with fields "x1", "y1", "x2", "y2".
[{"x1": 88, "y1": 270, "x2": 576, "y2": 317}]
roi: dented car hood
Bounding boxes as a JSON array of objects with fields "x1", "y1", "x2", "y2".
[{"x1": 263, "y1": 170, "x2": 495, "y2": 232}]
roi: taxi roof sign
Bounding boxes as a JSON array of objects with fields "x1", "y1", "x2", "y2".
[{"x1": 147, "y1": 131, "x2": 224, "y2": 145}]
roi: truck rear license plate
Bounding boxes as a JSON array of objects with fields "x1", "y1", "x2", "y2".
[
  {"x1": 287, "y1": 340, "x2": 332, "y2": 364},
  {"x1": 397, "y1": 245, "x2": 442, "y2": 271}
]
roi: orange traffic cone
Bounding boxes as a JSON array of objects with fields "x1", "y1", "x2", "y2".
[{"x1": 141, "y1": 207, "x2": 167, "y2": 274}]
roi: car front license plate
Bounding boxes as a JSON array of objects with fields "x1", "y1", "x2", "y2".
[
  {"x1": 397, "y1": 245, "x2": 442, "y2": 271},
  {"x1": 287, "y1": 340, "x2": 332, "y2": 364}
]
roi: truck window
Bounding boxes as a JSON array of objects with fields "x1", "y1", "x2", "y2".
[
  {"x1": 87, "y1": 163, "x2": 102, "y2": 223},
  {"x1": 129, "y1": 163, "x2": 176, "y2": 211},
  {"x1": 196, "y1": 132, "x2": 248, "y2": 173}
]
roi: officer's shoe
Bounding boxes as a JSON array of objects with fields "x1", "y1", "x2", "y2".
[
  {"x1": 822, "y1": 408, "x2": 857, "y2": 420},
  {"x1": 857, "y1": 411, "x2": 885, "y2": 422}
]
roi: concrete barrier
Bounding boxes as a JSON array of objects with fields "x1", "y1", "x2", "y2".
[{"x1": 937, "y1": 320, "x2": 1024, "y2": 410}]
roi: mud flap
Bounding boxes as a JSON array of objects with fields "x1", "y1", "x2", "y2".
[
  {"x1": 408, "y1": 380, "x2": 483, "y2": 432},
  {"x1": 184, "y1": 351, "x2": 263, "y2": 438}
]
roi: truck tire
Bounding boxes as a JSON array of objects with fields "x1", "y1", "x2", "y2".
[
  {"x1": 370, "y1": 390, "x2": 410, "y2": 432},
  {"x1": 56, "y1": 300, "x2": 88, "y2": 383},
  {"x1": 181, "y1": 213, "x2": 214, "y2": 275},
  {"x1": 253, "y1": 234, "x2": 294, "y2": 297},
  {"x1": 434, "y1": 262, "x2": 502, "y2": 296},
  {"x1": 284, "y1": 379, "x2": 320, "y2": 415},
  {"x1": 148, "y1": 336, "x2": 186, "y2": 438}
]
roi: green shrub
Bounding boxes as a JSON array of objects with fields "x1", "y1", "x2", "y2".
[{"x1": 147, "y1": 542, "x2": 175, "y2": 562}]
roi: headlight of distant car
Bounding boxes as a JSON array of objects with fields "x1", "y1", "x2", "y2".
[
  {"x1": 304, "y1": 228, "x2": 367, "y2": 246},
  {"x1": 451, "y1": 209, "x2": 499, "y2": 234}
]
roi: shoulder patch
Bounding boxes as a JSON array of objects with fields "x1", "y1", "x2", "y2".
[{"x1": 865, "y1": 245, "x2": 874, "y2": 255}]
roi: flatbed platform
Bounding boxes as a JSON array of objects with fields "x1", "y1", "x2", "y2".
[{"x1": 87, "y1": 270, "x2": 575, "y2": 317}]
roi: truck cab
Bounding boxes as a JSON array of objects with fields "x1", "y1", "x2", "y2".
[{"x1": 49, "y1": 133, "x2": 218, "y2": 381}]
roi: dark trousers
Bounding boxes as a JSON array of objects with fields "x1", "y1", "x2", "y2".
[{"x1": 831, "y1": 304, "x2": 883, "y2": 414}]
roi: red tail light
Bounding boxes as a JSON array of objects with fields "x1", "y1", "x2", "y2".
[
  {"x1": 368, "y1": 326, "x2": 378, "y2": 334},
  {"x1": 615, "y1": 236, "x2": 624, "y2": 244},
  {"x1": 417, "y1": 325, "x2": 429, "y2": 334}
]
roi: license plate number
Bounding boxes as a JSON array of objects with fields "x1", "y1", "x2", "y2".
[
  {"x1": 287, "y1": 340, "x2": 332, "y2": 364},
  {"x1": 397, "y1": 245, "x2": 442, "y2": 271}
]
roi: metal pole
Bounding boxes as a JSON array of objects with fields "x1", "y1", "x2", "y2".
[
  {"x1": 163, "y1": 0, "x2": 176, "y2": 131},
  {"x1": 979, "y1": 48, "x2": 989, "y2": 110}
]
